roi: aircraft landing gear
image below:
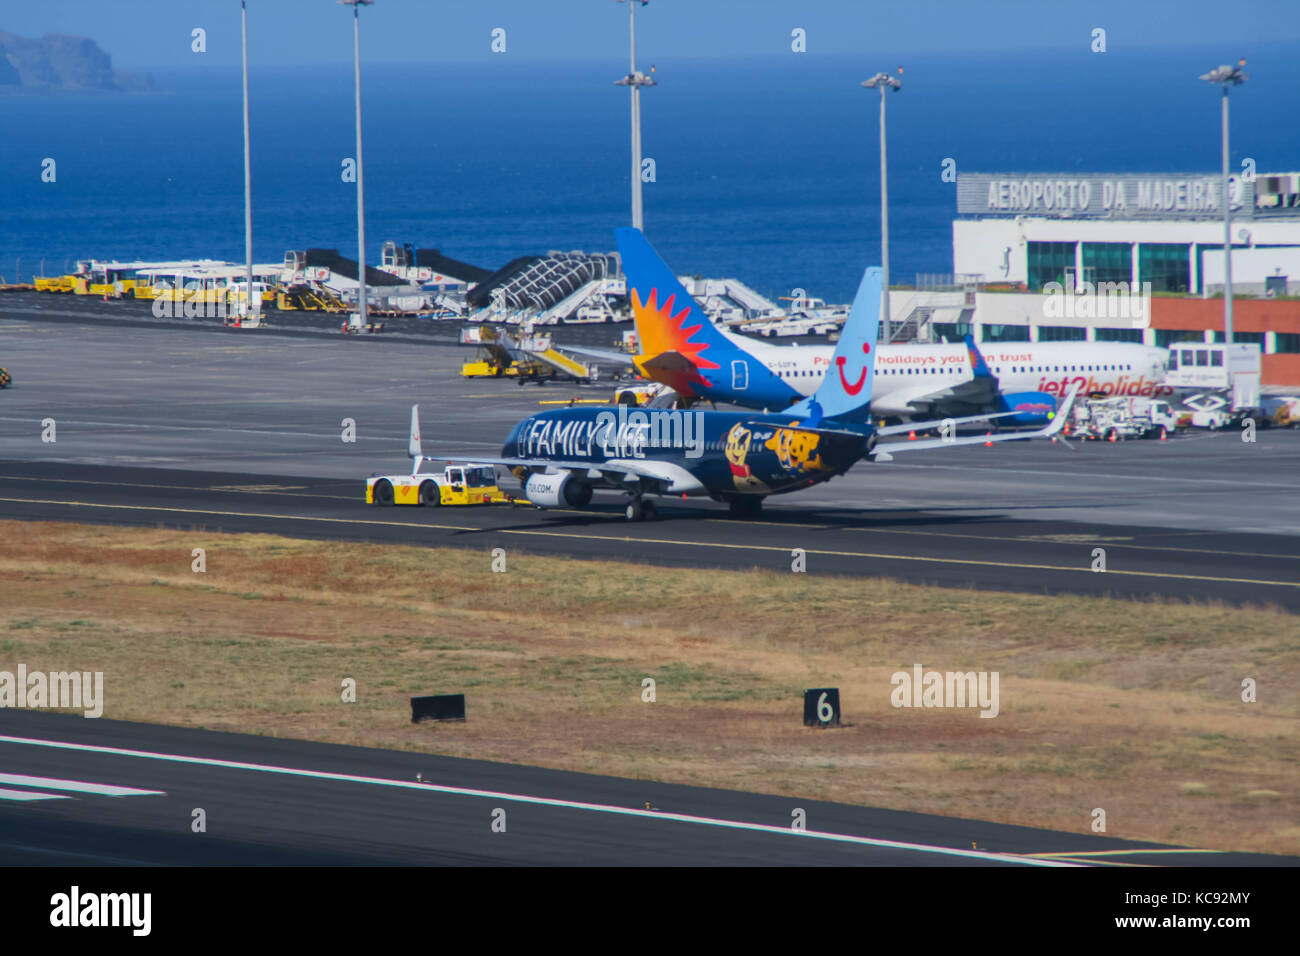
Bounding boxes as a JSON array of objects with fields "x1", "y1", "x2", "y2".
[
  {"x1": 728, "y1": 496, "x2": 764, "y2": 519},
  {"x1": 624, "y1": 497, "x2": 658, "y2": 522}
]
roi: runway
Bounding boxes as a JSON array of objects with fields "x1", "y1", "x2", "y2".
[
  {"x1": 2, "y1": 314, "x2": 1299, "y2": 608},
  {"x1": 0, "y1": 711, "x2": 1285, "y2": 866}
]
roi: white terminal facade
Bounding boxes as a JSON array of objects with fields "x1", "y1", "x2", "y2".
[{"x1": 898, "y1": 171, "x2": 1300, "y2": 349}]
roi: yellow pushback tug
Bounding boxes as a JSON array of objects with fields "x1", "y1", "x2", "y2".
[{"x1": 365, "y1": 407, "x2": 513, "y2": 506}]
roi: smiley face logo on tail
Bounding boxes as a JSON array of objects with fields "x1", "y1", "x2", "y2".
[{"x1": 836, "y1": 343, "x2": 871, "y2": 396}]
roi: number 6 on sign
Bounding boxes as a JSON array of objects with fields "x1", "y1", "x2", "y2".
[{"x1": 803, "y1": 687, "x2": 841, "y2": 727}]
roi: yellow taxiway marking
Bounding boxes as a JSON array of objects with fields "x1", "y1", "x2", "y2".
[
  {"x1": 0, "y1": 474, "x2": 351, "y2": 500},
  {"x1": 705, "y1": 517, "x2": 832, "y2": 529},
  {"x1": 207, "y1": 484, "x2": 309, "y2": 493},
  {"x1": 0, "y1": 497, "x2": 480, "y2": 533},
  {"x1": 3, "y1": 495, "x2": 1299, "y2": 590},
  {"x1": 849, "y1": 525, "x2": 1300, "y2": 563}
]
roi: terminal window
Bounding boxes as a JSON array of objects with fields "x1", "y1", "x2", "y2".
[
  {"x1": 1027, "y1": 242, "x2": 1076, "y2": 291},
  {"x1": 1082, "y1": 243, "x2": 1133, "y2": 285},
  {"x1": 981, "y1": 324, "x2": 1031, "y2": 343},
  {"x1": 933, "y1": 322, "x2": 973, "y2": 342},
  {"x1": 1138, "y1": 243, "x2": 1190, "y2": 293},
  {"x1": 1037, "y1": 326, "x2": 1086, "y2": 341},
  {"x1": 1155, "y1": 329, "x2": 1203, "y2": 347},
  {"x1": 1276, "y1": 333, "x2": 1300, "y2": 353},
  {"x1": 1096, "y1": 328, "x2": 1144, "y2": 343},
  {"x1": 1213, "y1": 331, "x2": 1265, "y2": 346}
]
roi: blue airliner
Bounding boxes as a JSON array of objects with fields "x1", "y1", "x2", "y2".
[{"x1": 386, "y1": 249, "x2": 1076, "y2": 520}]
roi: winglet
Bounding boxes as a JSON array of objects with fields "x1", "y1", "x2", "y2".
[{"x1": 1045, "y1": 383, "x2": 1080, "y2": 436}]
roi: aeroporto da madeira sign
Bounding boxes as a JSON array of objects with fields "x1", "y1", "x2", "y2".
[{"x1": 957, "y1": 173, "x2": 1252, "y2": 219}]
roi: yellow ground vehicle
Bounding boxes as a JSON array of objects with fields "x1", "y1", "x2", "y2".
[
  {"x1": 34, "y1": 275, "x2": 76, "y2": 293},
  {"x1": 613, "y1": 382, "x2": 676, "y2": 406},
  {"x1": 0, "y1": 366, "x2": 11, "y2": 388},
  {"x1": 366, "y1": 464, "x2": 512, "y2": 506}
]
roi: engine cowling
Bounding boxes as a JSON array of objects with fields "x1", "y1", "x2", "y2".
[
  {"x1": 524, "y1": 472, "x2": 592, "y2": 508},
  {"x1": 1002, "y1": 391, "x2": 1057, "y2": 426}
]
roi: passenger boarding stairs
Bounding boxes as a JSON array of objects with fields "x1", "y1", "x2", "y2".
[{"x1": 887, "y1": 282, "x2": 979, "y2": 343}]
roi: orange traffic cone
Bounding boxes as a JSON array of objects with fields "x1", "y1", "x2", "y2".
[
  {"x1": 984, "y1": 432, "x2": 993, "y2": 447},
  {"x1": 907, "y1": 430, "x2": 917, "y2": 441}
]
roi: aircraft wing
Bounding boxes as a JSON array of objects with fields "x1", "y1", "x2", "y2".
[
  {"x1": 870, "y1": 385, "x2": 1078, "y2": 461},
  {"x1": 875, "y1": 410, "x2": 1019, "y2": 436},
  {"x1": 877, "y1": 378, "x2": 999, "y2": 418},
  {"x1": 416, "y1": 454, "x2": 703, "y2": 494}
]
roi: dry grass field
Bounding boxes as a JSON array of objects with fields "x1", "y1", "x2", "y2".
[{"x1": 2, "y1": 519, "x2": 1296, "y2": 855}]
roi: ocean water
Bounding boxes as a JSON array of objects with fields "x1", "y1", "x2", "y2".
[{"x1": 2, "y1": 46, "x2": 1298, "y2": 304}]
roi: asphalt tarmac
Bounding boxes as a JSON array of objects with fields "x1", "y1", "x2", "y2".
[
  {"x1": 1, "y1": 711, "x2": 1288, "y2": 866},
  {"x1": 1, "y1": 303, "x2": 1298, "y2": 868},
  {"x1": 1, "y1": 313, "x2": 1298, "y2": 608}
]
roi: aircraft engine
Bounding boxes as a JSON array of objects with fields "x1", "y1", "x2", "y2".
[
  {"x1": 1003, "y1": 391, "x2": 1057, "y2": 426},
  {"x1": 524, "y1": 472, "x2": 593, "y2": 508}
]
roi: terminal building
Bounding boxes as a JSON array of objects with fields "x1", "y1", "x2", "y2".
[{"x1": 891, "y1": 171, "x2": 1300, "y2": 386}]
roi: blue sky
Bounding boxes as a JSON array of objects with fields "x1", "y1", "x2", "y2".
[{"x1": 3, "y1": 0, "x2": 1294, "y2": 68}]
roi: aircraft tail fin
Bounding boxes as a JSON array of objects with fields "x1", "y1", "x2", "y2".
[
  {"x1": 964, "y1": 334, "x2": 993, "y2": 379},
  {"x1": 615, "y1": 228, "x2": 734, "y2": 381},
  {"x1": 785, "y1": 266, "x2": 882, "y2": 424}
]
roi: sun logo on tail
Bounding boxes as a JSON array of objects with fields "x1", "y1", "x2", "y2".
[{"x1": 631, "y1": 287, "x2": 720, "y2": 371}]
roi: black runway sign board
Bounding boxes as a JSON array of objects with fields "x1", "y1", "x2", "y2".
[
  {"x1": 411, "y1": 693, "x2": 466, "y2": 723},
  {"x1": 803, "y1": 688, "x2": 841, "y2": 727}
]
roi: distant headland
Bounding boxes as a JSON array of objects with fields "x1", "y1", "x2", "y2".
[{"x1": 0, "y1": 29, "x2": 152, "y2": 92}]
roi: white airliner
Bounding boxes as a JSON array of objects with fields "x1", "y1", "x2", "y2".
[
  {"x1": 564, "y1": 232, "x2": 1173, "y2": 422},
  {"x1": 723, "y1": 334, "x2": 1173, "y2": 419}
]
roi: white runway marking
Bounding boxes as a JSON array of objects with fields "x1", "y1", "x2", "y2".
[
  {"x1": 0, "y1": 734, "x2": 1075, "y2": 866},
  {"x1": 0, "y1": 772, "x2": 164, "y2": 797},
  {"x1": 0, "y1": 786, "x2": 68, "y2": 802}
]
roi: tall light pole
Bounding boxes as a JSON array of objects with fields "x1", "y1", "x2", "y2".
[
  {"x1": 1200, "y1": 58, "x2": 1247, "y2": 345},
  {"x1": 862, "y1": 69, "x2": 901, "y2": 339},
  {"x1": 615, "y1": 0, "x2": 655, "y2": 231},
  {"x1": 240, "y1": 0, "x2": 254, "y2": 318},
  {"x1": 340, "y1": 0, "x2": 373, "y2": 327}
]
